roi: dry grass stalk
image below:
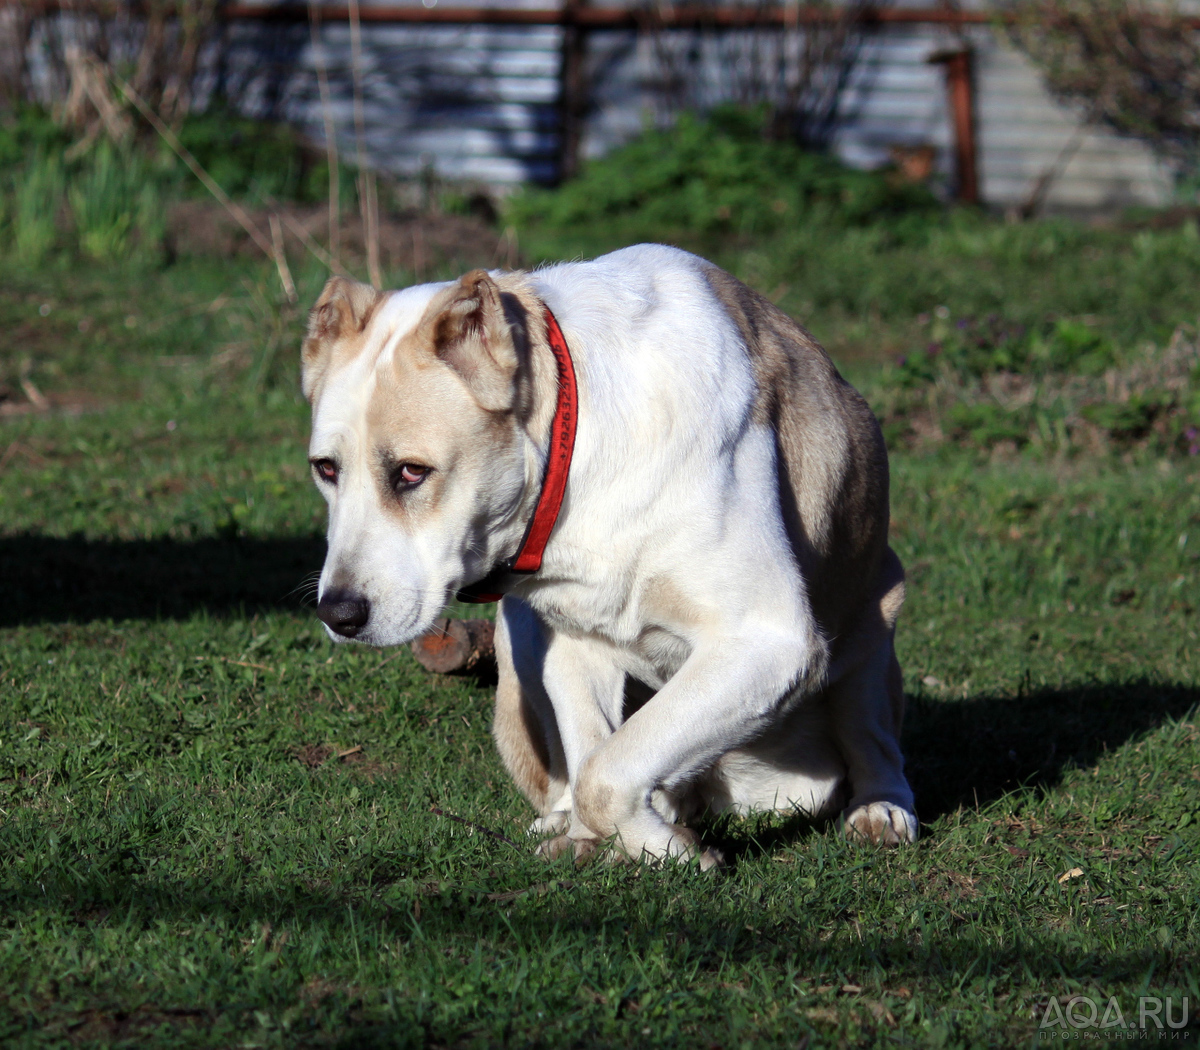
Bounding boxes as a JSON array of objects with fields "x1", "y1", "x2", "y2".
[
  {"x1": 62, "y1": 45, "x2": 133, "y2": 149},
  {"x1": 116, "y1": 76, "x2": 276, "y2": 261},
  {"x1": 308, "y1": 0, "x2": 342, "y2": 267},
  {"x1": 347, "y1": 0, "x2": 382, "y2": 288},
  {"x1": 268, "y1": 214, "x2": 298, "y2": 304},
  {"x1": 264, "y1": 200, "x2": 354, "y2": 279}
]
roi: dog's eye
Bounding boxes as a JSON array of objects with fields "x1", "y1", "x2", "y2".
[
  {"x1": 311, "y1": 458, "x2": 338, "y2": 484},
  {"x1": 395, "y1": 463, "x2": 430, "y2": 490}
]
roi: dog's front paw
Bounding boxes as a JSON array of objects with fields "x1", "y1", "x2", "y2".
[
  {"x1": 535, "y1": 833, "x2": 599, "y2": 867},
  {"x1": 528, "y1": 810, "x2": 571, "y2": 837},
  {"x1": 842, "y1": 801, "x2": 918, "y2": 846}
]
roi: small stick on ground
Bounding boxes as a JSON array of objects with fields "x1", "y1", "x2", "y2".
[{"x1": 429, "y1": 804, "x2": 521, "y2": 849}]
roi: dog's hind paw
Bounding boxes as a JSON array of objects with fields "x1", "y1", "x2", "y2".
[{"x1": 842, "y1": 801, "x2": 918, "y2": 846}]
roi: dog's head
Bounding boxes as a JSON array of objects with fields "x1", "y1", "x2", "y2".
[{"x1": 302, "y1": 270, "x2": 545, "y2": 645}]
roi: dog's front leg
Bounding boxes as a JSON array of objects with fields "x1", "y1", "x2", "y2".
[
  {"x1": 536, "y1": 631, "x2": 627, "y2": 863},
  {"x1": 572, "y1": 627, "x2": 822, "y2": 869}
]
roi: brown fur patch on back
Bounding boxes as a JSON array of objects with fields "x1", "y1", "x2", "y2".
[{"x1": 702, "y1": 267, "x2": 890, "y2": 642}]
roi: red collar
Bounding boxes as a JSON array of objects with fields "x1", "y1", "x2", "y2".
[{"x1": 456, "y1": 305, "x2": 577, "y2": 603}]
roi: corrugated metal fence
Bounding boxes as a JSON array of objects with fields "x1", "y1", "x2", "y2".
[
  {"x1": 204, "y1": 5, "x2": 567, "y2": 182},
  {"x1": 31, "y1": 1, "x2": 1179, "y2": 210}
]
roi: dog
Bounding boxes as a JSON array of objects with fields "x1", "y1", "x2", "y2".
[{"x1": 302, "y1": 244, "x2": 917, "y2": 868}]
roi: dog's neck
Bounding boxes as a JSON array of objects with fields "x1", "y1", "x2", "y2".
[{"x1": 456, "y1": 302, "x2": 578, "y2": 603}]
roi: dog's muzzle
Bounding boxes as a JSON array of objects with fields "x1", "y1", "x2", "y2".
[{"x1": 317, "y1": 589, "x2": 370, "y2": 638}]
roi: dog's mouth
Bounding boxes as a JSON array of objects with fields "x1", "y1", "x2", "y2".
[{"x1": 315, "y1": 577, "x2": 450, "y2": 647}]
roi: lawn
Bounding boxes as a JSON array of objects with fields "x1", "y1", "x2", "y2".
[{"x1": 1, "y1": 221, "x2": 1198, "y2": 1048}]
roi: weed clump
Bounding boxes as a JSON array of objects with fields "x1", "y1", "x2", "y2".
[
  {"x1": 895, "y1": 315, "x2": 1119, "y2": 386},
  {"x1": 870, "y1": 315, "x2": 1200, "y2": 457},
  {"x1": 0, "y1": 105, "x2": 339, "y2": 266}
]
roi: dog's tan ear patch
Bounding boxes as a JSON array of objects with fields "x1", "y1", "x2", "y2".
[
  {"x1": 301, "y1": 276, "x2": 383, "y2": 402},
  {"x1": 426, "y1": 269, "x2": 520, "y2": 412}
]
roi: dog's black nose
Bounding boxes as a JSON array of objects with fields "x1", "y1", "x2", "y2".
[{"x1": 317, "y1": 590, "x2": 370, "y2": 637}]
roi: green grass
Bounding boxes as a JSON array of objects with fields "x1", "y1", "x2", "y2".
[
  {"x1": 520, "y1": 210, "x2": 1200, "y2": 377},
  {"x1": 2, "y1": 236, "x2": 1199, "y2": 1048}
]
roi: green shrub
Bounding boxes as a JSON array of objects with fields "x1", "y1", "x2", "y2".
[
  {"x1": 68, "y1": 141, "x2": 165, "y2": 262},
  {"x1": 1080, "y1": 389, "x2": 1174, "y2": 442},
  {"x1": 508, "y1": 107, "x2": 938, "y2": 238},
  {"x1": 0, "y1": 104, "x2": 343, "y2": 265},
  {"x1": 946, "y1": 401, "x2": 1033, "y2": 448},
  {"x1": 1030, "y1": 318, "x2": 1115, "y2": 374},
  {"x1": 0, "y1": 107, "x2": 72, "y2": 169},
  {"x1": 174, "y1": 105, "x2": 340, "y2": 204},
  {"x1": 12, "y1": 152, "x2": 65, "y2": 264}
]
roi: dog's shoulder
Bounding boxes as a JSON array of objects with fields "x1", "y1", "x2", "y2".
[{"x1": 699, "y1": 262, "x2": 891, "y2": 636}]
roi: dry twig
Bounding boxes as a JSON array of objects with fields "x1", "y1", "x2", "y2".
[
  {"x1": 429, "y1": 804, "x2": 521, "y2": 849},
  {"x1": 347, "y1": 0, "x2": 382, "y2": 288}
]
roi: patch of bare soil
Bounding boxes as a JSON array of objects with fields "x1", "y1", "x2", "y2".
[
  {"x1": 292, "y1": 742, "x2": 334, "y2": 768},
  {"x1": 0, "y1": 383, "x2": 103, "y2": 418},
  {"x1": 47, "y1": 1004, "x2": 211, "y2": 1044},
  {"x1": 167, "y1": 200, "x2": 511, "y2": 278}
]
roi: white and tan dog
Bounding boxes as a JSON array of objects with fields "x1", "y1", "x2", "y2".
[{"x1": 302, "y1": 244, "x2": 917, "y2": 868}]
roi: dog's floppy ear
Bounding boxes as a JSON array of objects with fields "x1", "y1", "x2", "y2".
[
  {"x1": 301, "y1": 276, "x2": 383, "y2": 403},
  {"x1": 426, "y1": 269, "x2": 522, "y2": 413}
]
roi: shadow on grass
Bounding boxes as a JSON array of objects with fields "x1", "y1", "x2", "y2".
[
  {"x1": 705, "y1": 679, "x2": 1199, "y2": 864},
  {"x1": 1, "y1": 863, "x2": 1195, "y2": 982},
  {"x1": 6, "y1": 852, "x2": 1197, "y2": 1045},
  {"x1": 903, "y1": 680, "x2": 1200, "y2": 822},
  {"x1": 0, "y1": 687, "x2": 1197, "y2": 1043},
  {"x1": 1, "y1": 533, "x2": 326, "y2": 626}
]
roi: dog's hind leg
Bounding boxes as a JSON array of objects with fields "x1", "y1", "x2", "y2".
[
  {"x1": 826, "y1": 549, "x2": 918, "y2": 845},
  {"x1": 493, "y1": 598, "x2": 568, "y2": 826},
  {"x1": 699, "y1": 694, "x2": 846, "y2": 821}
]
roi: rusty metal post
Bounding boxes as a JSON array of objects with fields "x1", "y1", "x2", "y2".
[
  {"x1": 929, "y1": 47, "x2": 978, "y2": 204},
  {"x1": 557, "y1": 0, "x2": 588, "y2": 182}
]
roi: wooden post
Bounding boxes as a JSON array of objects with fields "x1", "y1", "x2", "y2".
[
  {"x1": 557, "y1": 0, "x2": 587, "y2": 182},
  {"x1": 929, "y1": 47, "x2": 978, "y2": 205}
]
